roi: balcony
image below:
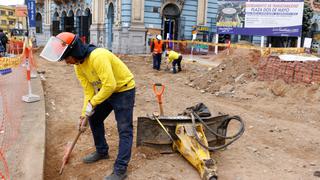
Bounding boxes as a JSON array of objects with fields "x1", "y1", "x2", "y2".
[{"x1": 7, "y1": 15, "x2": 16, "y2": 20}]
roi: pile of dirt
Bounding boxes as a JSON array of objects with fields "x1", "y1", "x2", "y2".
[
  {"x1": 186, "y1": 49, "x2": 320, "y2": 102},
  {"x1": 188, "y1": 49, "x2": 261, "y2": 94}
]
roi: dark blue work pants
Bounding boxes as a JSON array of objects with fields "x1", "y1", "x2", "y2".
[
  {"x1": 153, "y1": 53, "x2": 162, "y2": 70},
  {"x1": 88, "y1": 88, "x2": 135, "y2": 174},
  {"x1": 172, "y1": 55, "x2": 182, "y2": 73}
]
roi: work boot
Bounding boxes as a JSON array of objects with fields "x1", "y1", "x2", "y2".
[
  {"x1": 104, "y1": 171, "x2": 127, "y2": 180},
  {"x1": 83, "y1": 151, "x2": 109, "y2": 164},
  {"x1": 172, "y1": 68, "x2": 177, "y2": 74}
]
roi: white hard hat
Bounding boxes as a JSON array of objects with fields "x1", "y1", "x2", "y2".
[{"x1": 156, "y1": 35, "x2": 162, "y2": 40}]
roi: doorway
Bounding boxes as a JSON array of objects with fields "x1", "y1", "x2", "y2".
[
  {"x1": 162, "y1": 3, "x2": 181, "y2": 40},
  {"x1": 64, "y1": 10, "x2": 74, "y2": 33},
  {"x1": 35, "y1": 13, "x2": 42, "y2": 33},
  {"x1": 75, "y1": 9, "x2": 82, "y2": 35},
  {"x1": 60, "y1": 11, "x2": 66, "y2": 32},
  {"x1": 52, "y1": 12, "x2": 60, "y2": 36},
  {"x1": 79, "y1": 8, "x2": 92, "y2": 43}
]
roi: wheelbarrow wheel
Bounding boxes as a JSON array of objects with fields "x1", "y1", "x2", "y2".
[{"x1": 209, "y1": 176, "x2": 217, "y2": 180}]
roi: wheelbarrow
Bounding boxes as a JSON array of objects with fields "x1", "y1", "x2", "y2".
[{"x1": 136, "y1": 83, "x2": 245, "y2": 180}]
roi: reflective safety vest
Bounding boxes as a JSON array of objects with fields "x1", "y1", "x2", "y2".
[{"x1": 153, "y1": 39, "x2": 163, "y2": 54}]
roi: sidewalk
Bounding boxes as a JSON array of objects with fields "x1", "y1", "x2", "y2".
[{"x1": 0, "y1": 67, "x2": 45, "y2": 180}]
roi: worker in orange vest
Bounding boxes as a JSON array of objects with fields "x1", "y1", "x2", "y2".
[{"x1": 150, "y1": 35, "x2": 166, "y2": 70}]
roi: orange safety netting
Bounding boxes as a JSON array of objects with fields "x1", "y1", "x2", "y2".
[
  {"x1": 0, "y1": 37, "x2": 37, "y2": 179},
  {"x1": 0, "y1": 66, "x2": 27, "y2": 179},
  {"x1": 7, "y1": 40, "x2": 24, "y2": 55}
]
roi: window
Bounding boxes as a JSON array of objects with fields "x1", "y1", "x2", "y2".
[
  {"x1": 36, "y1": 13, "x2": 42, "y2": 33},
  {"x1": 9, "y1": 20, "x2": 14, "y2": 25},
  {"x1": 8, "y1": 11, "x2": 13, "y2": 16},
  {"x1": 1, "y1": 20, "x2": 6, "y2": 25},
  {"x1": 0, "y1": 10, "x2": 5, "y2": 15},
  {"x1": 153, "y1": 7, "x2": 159, "y2": 13}
]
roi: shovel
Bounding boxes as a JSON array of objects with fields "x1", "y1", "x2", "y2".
[
  {"x1": 152, "y1": 83, "x2": 165, "y2": 116},
  {"x1": 59, "y1": 116, "x2": 88, "y2": 175}
]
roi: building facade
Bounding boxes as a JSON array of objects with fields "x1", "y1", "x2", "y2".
[
  {"x1": 0, "y1": 5, "x2": 27, "y2": 33},
  {"x1": 309, "y1": 0, "x2": 320, "y2": 49},
  {"x1": 0, "y1": 5, "x2": 16, "y2": 33},
  {"x1": 35, "y1": 0, "x2": 220, "y2": 54}
]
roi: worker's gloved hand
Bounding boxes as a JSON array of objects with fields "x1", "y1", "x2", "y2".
[
  {"x1": 162, "y1": 52, "x2": 166, "y2": 59},
  {"x1": 78, "y1": 116, "x2": 88, "y2": 132},
  {"x1": 85, "y1": 101, "x2": 94, "y2": 116}
]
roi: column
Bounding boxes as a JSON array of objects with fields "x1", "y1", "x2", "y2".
[
  {"x1": 131, "y1": 0, "x2": 144, "y2": 25},
  {"x1": 111, "y1": 0, "x2": 123, "y2": 53},
  {"x1": 90, "y1": 0, "x2": 105, "y2": 45},
  {"x1": 127, "y1": 0, "x2": 146, "y2": 54},
  {"x1": 42, "y1": 0, "x2": 51, "y2": 44},
  {"x1": 197, "y1": 0, "x2": 208, "y2": 25}
]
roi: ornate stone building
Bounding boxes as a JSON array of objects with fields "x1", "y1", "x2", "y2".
[
  {"x1": 310, "y1": 0, "x2": 320, "y2": 35},
  {"x1": 34, "y1": 0, "x2": 217, "y2": 54}
]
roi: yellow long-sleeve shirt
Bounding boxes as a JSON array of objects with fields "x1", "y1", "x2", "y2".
[
  {"x1": 74, "y1": 48, "x2": 135, "y2": 116},
  {"x1": 167, "y1": 50, "x2": 181, "y2": 63}
]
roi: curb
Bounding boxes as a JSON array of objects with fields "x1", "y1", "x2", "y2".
[{"x1": 11, "y1": 74, "x2": 45, "y2": 180}]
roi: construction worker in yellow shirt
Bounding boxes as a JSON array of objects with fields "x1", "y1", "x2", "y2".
[
  {"x1": 40, "y1": 32, "x2": 135, "y2": 180},
  {"x1": 166, "y1": 48, "x2": 183, "y2": 73}
]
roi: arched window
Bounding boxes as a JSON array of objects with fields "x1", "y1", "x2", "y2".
[
  {"x1": 65, "y1": 10, "x2": 74, "y2": 32},
  {"x1": 75, "y1": 9, "x2": 82, "y2": 35},
  {"x1": 36, "y1": 13, "x2": 42, "y2": 33},
  {"x1": 84, "y1": 8, "x2": 92, "y2": 26},
  {"x1": 52, "y1": 12, "x2": 60, "y2": 35},
  {"x1": 60, "y1": 11, "x2": 66, "y2": 31},
  {"x1": 82, "y1": 8, "x2": 91, "y2": 43}
]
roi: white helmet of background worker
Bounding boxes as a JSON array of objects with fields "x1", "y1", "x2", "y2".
[
  {"x1": 40, "y1": 32, "x2": 77, "y2": 62},
  {"x1": 156, "y1": 34, "x2": 162, "y2": 41}
]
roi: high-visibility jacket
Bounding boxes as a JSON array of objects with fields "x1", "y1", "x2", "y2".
[
  {"x1": 152, "y1": 39, "x2": 163, "y2": 54},
  {"x1": 74, "y1": 48, "x2": 135, "y2": 116},
  {"x1": 167, "y1": 50, "x2": 181, "y2": 63}
]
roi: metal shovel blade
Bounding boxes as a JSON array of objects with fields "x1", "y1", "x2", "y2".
[{"x1": 136, "y1": 115, "x2": 229, "y2": 153}]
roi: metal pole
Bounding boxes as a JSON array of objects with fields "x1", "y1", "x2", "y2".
[
  {"x1": 215, "y1": 34, "x2": 219, "y2": 54},
  {"x1": 260, "y1": 36, "x2": 264, "y2": 48},
  {"x1": 297, "y1": 37, "x2": 301, "y2": 48}
]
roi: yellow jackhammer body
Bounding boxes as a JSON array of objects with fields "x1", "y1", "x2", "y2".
[{"x1": 173, "y1": 123, "x2": 217, "y2": 180}]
